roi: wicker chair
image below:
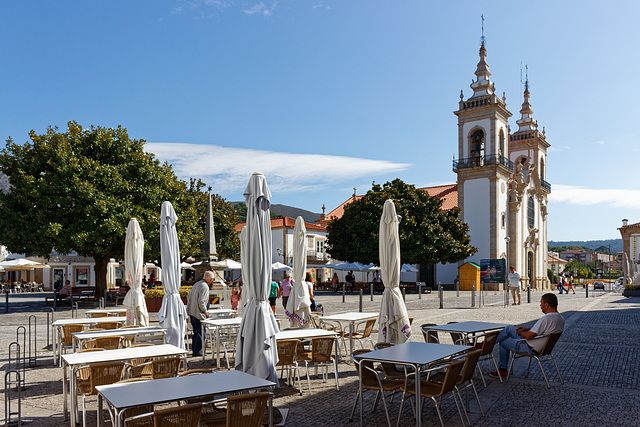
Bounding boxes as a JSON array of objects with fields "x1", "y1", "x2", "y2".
[
  {"x1": 373, "y1": 342, "x2": 407, "y2": 380},
  {"x1": 89, "y1": 312, "x2": 109, "y2": 318},
  {"x1": 473, "y1": 330, "x2": 501, "y2": 386},
  {"x1": 342, "y1": 319, "x2": 376, "y2": 352},
  {"x1": 225, "y1": 392, "x2": 269, "y2": 427},
  {"x1": 276, "y1": 339, "x2": 303, "y2": 395},
  {"x1": 98, "y1": 321, "x2": 121, "y2": 330},
  {"x1": 296, "y1": 337, "x2": 339, "y2": 394},
  {"x1": 349, "y1": 349, "x2": 404, "y2": 427},
  {"x1": 134, "y1": 356, "x2": 182, "y2": 379},
  {"x1": 507, "y1": 332, "x2": 563, "y2": 388},
  {"x1": 76, "y1": 361, "x2": 125, "y2": 427},
  {"x1": 154, "y1": 402, "x2": 202, "y2": 427},
  {"x1": 447, "y1": 321, "x2": 465, "y2": 345},
  {"x1": 420, "y1": 323, "x2": 439, "y2": 343},
  {"x1": 60, "y1": 324, "x2": 84, "y2": 359},
  {"x1": 85, "y1": 336, "x2": 122, "y2": 350},
  {"x1": 115, "y1": 378, "x2": 154, "y2": 427}
]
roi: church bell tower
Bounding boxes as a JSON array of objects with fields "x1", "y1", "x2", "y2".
[{"x1": 453, "y1": 41, "x2": 513, "y2": 263}]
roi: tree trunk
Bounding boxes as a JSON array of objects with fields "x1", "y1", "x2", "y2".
[{"x1": 93, "y1": 255, "x2": 109, "y2": 298}]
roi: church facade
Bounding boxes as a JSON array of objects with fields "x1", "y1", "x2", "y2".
[{"x1": 453, "y1": 42, "x2": 551, "y2": 290}]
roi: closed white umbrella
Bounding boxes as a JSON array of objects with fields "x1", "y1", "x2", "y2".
[
  {"x1": 123, "y1": 218, "x2": 148, "y2": 326},
  {"x1": 238, "y1": 226, "x2": 249, "y2": 316},
  {"x1": 286, "y1": 216, "x2": 312, "y2": 328},
  {"x1": 378, "y1": 199, "x2": 411, "y2": 344},
  {"x1": 157, "y1": 201, "x2": 187, "y2": 349},
  {"x1": 235, "y1": 173, "x2": 279, "y2": 382},
  {"x1": 623, "y1": 252, "x2": 630, "y2": 285}
]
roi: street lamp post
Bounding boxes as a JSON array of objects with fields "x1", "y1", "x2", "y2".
[{"x1": 504, "y1": 236, "x2": 510, "y2": 308}]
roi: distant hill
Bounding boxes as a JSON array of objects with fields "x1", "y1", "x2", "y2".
[
  {"x1": 230, "y1": 202, "x2": 321, "y2": 224},
  {"x1": 549, "y1": 239, "x2": 622, "y2": 254}
]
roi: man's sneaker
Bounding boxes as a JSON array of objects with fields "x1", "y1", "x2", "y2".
[{"x1": 489, "y1": 369, "x2": 508, "y2": 379}]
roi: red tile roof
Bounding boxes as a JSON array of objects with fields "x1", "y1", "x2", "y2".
[
  {"x1": 235, "y1": 216, "x2": 327, "y2": 233},
  {"x1": 548, "y1": 254, "x2": 568, "y2": 263}
]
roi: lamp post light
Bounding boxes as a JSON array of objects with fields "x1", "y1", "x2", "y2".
[{"x1": 504, "y1": 236, "x2": 510, "y2": 308}]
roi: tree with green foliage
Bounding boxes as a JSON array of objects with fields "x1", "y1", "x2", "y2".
[
  {"x1": 563, "y1": 259, "x2": 593, "y2": 279},
  {"x1": 326, "y1": 179, "x2": 476, "y2": 266},
  {"x1": 0, "y1": 122, "x2": 239, "y2": 296}
]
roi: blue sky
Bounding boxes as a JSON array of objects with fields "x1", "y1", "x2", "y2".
[{"x1": 2, "y1": 1, "x2": 639, "y2": 241}]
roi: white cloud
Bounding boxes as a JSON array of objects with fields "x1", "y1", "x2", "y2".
[
  {"x1": 550, "y1": 185, "x2": 640, "y2": 209},
  {"x1": 243, "y1": 2, "x2": 277, "y2": 16},
  {"x1": 592, "y1": 140, "x2": 606, "y2": 145},
  {"x1": 146, "y1": 142, "x2": 410, "y2": 196}
]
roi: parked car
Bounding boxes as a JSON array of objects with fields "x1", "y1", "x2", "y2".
[{"x1": 593, "y1": 281, "x2": 605, "y2": 290}]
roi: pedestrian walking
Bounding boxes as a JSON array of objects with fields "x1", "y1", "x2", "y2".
[{"x1": 508, "y1": 266, "x2": 521, "y2": 305}]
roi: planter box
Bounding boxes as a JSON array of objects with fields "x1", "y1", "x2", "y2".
[
  {"x1": 623, "y1": 289, "x2": 640, "y2": 297},
  {"x1": 144, "y1": 296, "x2": 188, "y2": 312}
]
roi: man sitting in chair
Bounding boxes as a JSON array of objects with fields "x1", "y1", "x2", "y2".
[{"x1": 490, "y1": 293, "x2": 564, "y2": 380}]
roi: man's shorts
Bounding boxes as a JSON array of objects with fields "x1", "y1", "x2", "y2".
[
  {"x1": 268, "y1": 296, "x2": 277, "y2": 307},
  {"x1": 510, "y1": 286, "x2": 520, "y2": 296}
]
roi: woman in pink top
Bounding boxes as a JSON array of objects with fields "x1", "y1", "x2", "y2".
[{"x1": 281, "y1": 272, "x2": 293, "y2": 309}]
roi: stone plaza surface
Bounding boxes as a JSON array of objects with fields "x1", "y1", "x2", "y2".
[{"x1": 1, "y1": 288, "x2": 639, "y2": 426}]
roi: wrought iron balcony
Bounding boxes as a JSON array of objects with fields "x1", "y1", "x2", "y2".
[
  {"x1": 453, "y1": 154, "x2": 513, "y2": 172},
  {"x1": 541, "y1": 179, "x2": 551, "y2": 192}
]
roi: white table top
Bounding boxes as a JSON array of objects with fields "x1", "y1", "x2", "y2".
[
  {"x1": 96, "y1": 370, "x2": 275, "y2": 409},
  {"x1": 72, "y1": 326, "x2": 164, "y2": 341},
  {"x1": 85, "y1": 308, "x2": 128, "y2": 315},
  {"x1": 321, "y1": 312, "x2": 378, "y2": 322},
  {"x1": 61, "y1": 344, "x2": 186, "y2": 366},
  {"x1": 207, "y1": 308, "x2": 236, "y2": 317},
  {"x1": 53, "y1": 317, "x2": 127, "y2": 326},
  {"x1": 359, "y1": 342, "x2": 472, "y2": 366},
  {"x1": 203, "y1": 317, "x2": 242, "y2": 327},
  {"x1": 424, "y1": 321, "x2": 508, "y2": 334},
  {"x1": 275, "y1": 328, "x2": 337, "y2": 340}
]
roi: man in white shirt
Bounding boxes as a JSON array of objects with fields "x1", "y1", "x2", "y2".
[
  {"x1": 508, "y1": 266, "x2": 522, "y2": 306},
  {"x1": 186, "y1": 271, "x2": 214, "y2": 357},
  {"x1": 490, "y1": 293, "x2": 565, "y2": 379}
]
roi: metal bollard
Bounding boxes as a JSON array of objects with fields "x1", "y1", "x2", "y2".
[
  {"x1": 72, "y1": 301, "x2": 78, "y2": 318},
  {"x1": 359, "y1": 290, "x2": 363, "y2": 312},
  {"x1": 456, "y1": 280, "x2": 459, "y2": 298},
  {"x1": 438, "y1": 282, "x2": 443, "y2": 309},
  {"x1": 28, "y1": 315, "x2": 37, "y2": 367},
  {"x1": 342, "y1": 285, "x2": 346, "y2": 303},
  {"x1": 402, "y1": 286, "x2": 406, "y2": 302},
  {"x1": 16, "y1": 327, "x2": 27, "y2": 387},
  {"x1": 527, "y1": 285, "x2": 531, "y2": 304},
  {"x1": 418, "y1": 284, "x2": 422, "y2": 299},
  {"x1": 471, "y1": 284, "x2": 476, "y2": 307},
  {"x1": 370, "y1": 284, "x2": 373, "y2": 301},
  {"x1": 4, "y1": 370, "x2": 21, "y2": 427},
  {"x1": 5, "y1": 290, "x2": 8, "y2": 313},
  {"x1": 46, "y1": 308, "x2": 54, "y2": 351},
  {"x1": 586, "y1": 283, "x2": 589, "y2": 298}
]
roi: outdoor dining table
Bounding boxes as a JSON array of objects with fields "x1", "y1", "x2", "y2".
[
  {"x1": 207, "y1": 308, "x2": 237, "y2": 319},
  {"x1": 357, "y1": 342, "x2": 472, "y2": 427},
  {"x1": 320, "y1": 312, "x2": 378, "y2": 355},
  {"x1": 201, "y1": 317, "x2": 243, "y2": 365},
  {"x1": 95, "y1": 370, "x2": 276, "y2": 427},
  {"x1": 85, "y1": 307, "x2": 128, "y2": 317},
  {"x1": 52, "y1": 316, "x2": 127, "y2": 364},
  {"x1": 422, "y1": 321, "x2": 508, "y2": 345},
  {"x1": 61, "y1": 343, "x2": 188, "y2": 426},
  {"x1": 71, "y1": 326, "x2": 166, "y2": 351}
]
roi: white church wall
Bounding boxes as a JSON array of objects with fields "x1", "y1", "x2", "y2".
[
  {"x1": 463, "y1": 178, "x2": 490, "y2": 263},
  {"x1": 498, "y1": 179, "x2": 509, "y2": 257},
  {"x1": 272, "y1": 228, "x2": 284, "y2": 264}
]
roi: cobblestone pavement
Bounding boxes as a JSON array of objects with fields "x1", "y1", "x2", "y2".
[{"x1": 1, "y1": 288, "x2": 639, "y2": 426}]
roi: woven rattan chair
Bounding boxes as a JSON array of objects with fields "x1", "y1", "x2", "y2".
[
  {"x1": 98, "y1": 321, "x2": 121, "y2": 330},
  {"x1": 373, "y1": 342, "x2": 405, "y2": 380},
  {"x1": 135, "y1": 356, "x2": 182, "y2": 379},
  {"x1": 76, "y1": 361, "x2": 125, "y2": 427},
  {"x1": 420, "y1": 323, "x2": 440, "y2": 343},
  {"x1": 114, "y1": 378, "x2": 154, "y2": 427},
  {"x1": 447, "y1": 321, "x2": 465, "y2": 345},
  {"x1": 85, "y1": 336, "x2": 122, "y2": 350},
  {"x1": 349, "y1": 349, "x2": 404, "y2": 427},
  {"x1": 60, "y1": 324, "x2": 84, "y2": 357},
  {"x1": 154, "y1": 402, "x2": 202, "y2": 427},
  {"x1": 133, "y1": 331, "x2": 166, "y2": 346},
  {"x1": 276, "y1": 339, "x2": 303, "y2": 395},
  {"x1": 473, "y1": 330, "x2": 501, "y2": 386},
  {"x1": 89, "y1": 312, "x2": 109, "y2": 318},
  {"x1": 342, "y1": 319, "x2": 376, "y2": 352},
  {"x1": 178, "y1": 368, "x2": 214, "y2": 376},
  {"x1": 296, "y1": 337, "x2": 339, "y2": 393},
  {"x1": 397, "y1": 359, "x2": 466, "y2": 427},
  {"x1": 507, "y1": 332, "x2": 563, "y2": 388},
  {"x1": 226, "y1": 392, "x2": 269, "y2": 427}
]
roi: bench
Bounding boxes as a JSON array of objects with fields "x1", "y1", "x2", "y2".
[{"x1": 45, "y1": 287, "x2": 96, "y2": 306}]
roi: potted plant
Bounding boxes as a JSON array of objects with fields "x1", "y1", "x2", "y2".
[
  {"x1": 144, "y1": 286, "x2": 192, "y2": 312},
  {"x1": 623, "y1": 284, "x2": 640, "y2": 298}
]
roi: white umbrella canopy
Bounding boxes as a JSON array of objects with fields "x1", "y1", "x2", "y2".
[
  {"x1": 401, "y1": 264, "x2": 419, "y2": 273},
  {"x1": 209, "y1": 259, "x2": 242, "y2": 270},
  {"x1": 286, "y1": 216, "x2": 312, "y2": 328},
  {"x1": 378, "y1": 199, "x2": 411, "y2": 344},
  {"x1": 235, "y1": 173, "x2": 279, "y2": 383},
  {"x1": 271, "y1": 262, "x2": 292, "y2": 271},
  {"x1": 238, "y1": 226, "x2": 249, "y2": 316},
  {"x1": 0, "y1": 258, "x2": 51, "y2": 271},
  {"x1": 157, "y1": 201, "x2": 188, "y2": 349},
  {"x1": 123, "y1": 218, "x2": 149, "y2": 327}
]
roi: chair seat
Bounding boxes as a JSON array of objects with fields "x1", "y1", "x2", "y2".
[{"x1": 401, "y1": 379, "x2": 448, "y2": 398}]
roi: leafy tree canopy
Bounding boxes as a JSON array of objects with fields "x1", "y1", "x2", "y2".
[
  {"x1": 233, "y1": 201, "x2": 281, "y2": 222},
  {"x1": 326, "y1": 179, "x2": 476, "y2": 266},
  {"x1": 0, "y1": 122, "x2": 239, "y2": 295}
]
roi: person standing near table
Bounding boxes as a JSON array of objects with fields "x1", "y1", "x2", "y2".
[
  {"x1": 281, "y1": 272, "x2": 293, "y2": 310},
  {"x1": 346, "y1": 271, "x2": 355, "y2": 293},
  {"x1": 331, "y1": 273, "x2": 339, "y2": 293},
  {"x1": 508, "y1": 266, "x2": 521, "y2": 306},
  {"x1": 186, "y1": 270, "x2": 214, "y2": 357},
  {"x1": 269, "y1": 278, "x2": 281, "y2": 314}
]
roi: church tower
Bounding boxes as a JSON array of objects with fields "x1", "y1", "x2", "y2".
[
  {"x1": 507, "y1": 81, "x2": 551, "y2": 289},
  {"x1": 453, "y1": 42, "x2": 512, "y2": 264}
]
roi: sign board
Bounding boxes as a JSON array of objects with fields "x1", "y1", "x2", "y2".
[{"x1": 480, "y1": 259, "x2": 507, "y2": 284}]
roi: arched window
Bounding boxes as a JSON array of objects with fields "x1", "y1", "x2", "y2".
[
  {"x1": 540, "y1": 157, "x2": 545, "y2": 181},
  {"x1": 470, "y1": 129, "x2": 484, "y2": 166},
  {"x1": 499, "y1": 129, "x2": 505, "y2": 157},
  {"x1": 528, "y1": 196, "x2": 535, "y2": 229},
  {"x1": 501, "y1": 212, "x2": 506, "y2": 229}
]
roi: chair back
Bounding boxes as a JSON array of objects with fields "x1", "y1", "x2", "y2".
[
  {"x1": 89, "y1": 312, "x2": 109, "y2": 318},
  {"x1": 154, "y1": 402, "x2": 202, "y2": 427},
  {"x1": 460, "y1": 349, "x2": 482, "y2": 383},
  {"x1": 151, "y1": 356, "x2": 182, "y2": 379},
  {"x1": 86, "y1": 361, "x2": 125, "y2": 396},
  {"x1": 433, "y1": 359, "x2": 465, "y2": 398},
  {"x1": 99, "y1": 321, "x2": 121, "y2": 330},
  {"x1": 311, "y1": 337, "x2": 334, "y2": 363},
  {"x1": 361, "y1": 319, "x2": 376, "y2": 338},
  {"x1": 226, "y1": 392, "x2": 269, "y2": 427},
  {"x1": 374, "y1": 342, "x2": 394, "y2": 350},
  {"x1": 478, "y1": 330, "x2": 499, "y2": 355},
  {"x1": 178, "y1": 369, "x2": 215, "y2": 376},
  {"x1": 420, "y1": 324, "x2": 439, "y2": 344},
  {"x1": 276, "y1": 339, "x2": 298, "y2": 367},
  {"x1": 538, "y1": 332, "x2": 562, "y2": 356},
  {"x1": 94, "y1": 336, "x2": 121, "y2": 350},
  {"x1": 447, "y1": 321, "x2": 464, "y2": 345},
  {"x1": 62, "y1": 324, "x2": 84, "y2": 345},
  {"x1": 351, "y1": 350, "x2": 378, "y2": 388},
  {"x1": 133, "y1": 332, "x2": 165, "y2": 346}
]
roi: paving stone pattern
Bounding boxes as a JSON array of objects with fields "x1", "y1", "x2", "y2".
[{"x1": 1, "y1": 290, "x2": 639, "y2": 426}]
